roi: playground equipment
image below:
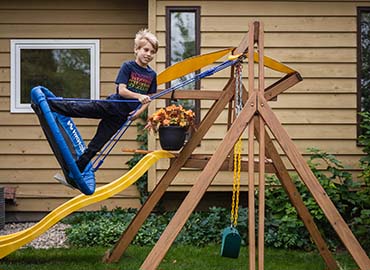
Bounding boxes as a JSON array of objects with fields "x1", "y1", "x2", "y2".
[
  {"x1": 0, "y1": 150, "x2": 173, "y2": 259},
  {"x1": 103, "y1": 22, "x2": 370, "y2": 270}
]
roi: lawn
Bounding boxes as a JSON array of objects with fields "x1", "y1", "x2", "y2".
[{"x1": 0, "y1": 245, "x2": 357, "y2": 270}]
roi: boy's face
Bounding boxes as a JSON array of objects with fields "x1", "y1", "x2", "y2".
[{"x1": 135, "y1": 41, "x2": 156, "y2": 67}]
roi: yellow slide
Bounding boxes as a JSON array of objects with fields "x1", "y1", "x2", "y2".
[{"x1": 0, "y1": 150, "x2": 173, "y2": 259}]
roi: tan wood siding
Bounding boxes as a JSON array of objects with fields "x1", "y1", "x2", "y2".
[
  {"x1": 0, "y1": 0, "x2": 148, "y2": 212},
  {"x1": 148, "y1": 0, "x2": 369, "y2": 192}
]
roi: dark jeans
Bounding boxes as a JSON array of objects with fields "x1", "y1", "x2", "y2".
[{"x1": 48, "y1": 94, "x2": 130, "y2": 171}]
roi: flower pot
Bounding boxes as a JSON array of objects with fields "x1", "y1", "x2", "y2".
[{"x1": 158, "y1": 126, "x2": 186, "y2": 151}]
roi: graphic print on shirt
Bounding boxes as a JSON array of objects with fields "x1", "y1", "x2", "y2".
[{"x1": 127, "y1": 72, "x2": 153, "y2": 94}]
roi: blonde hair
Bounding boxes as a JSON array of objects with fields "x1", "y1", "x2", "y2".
[{"x1": 134, "y1": 29, "x2": 159, "y2": 53}]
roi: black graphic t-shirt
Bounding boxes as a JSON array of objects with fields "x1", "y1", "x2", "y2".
[{"x1": 115, "y1": 60, "x2": 157, "y2": 110}]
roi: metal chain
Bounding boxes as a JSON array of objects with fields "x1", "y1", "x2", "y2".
[
  {"x1": 235, "y1": 62, "x2": 243, "y2": 116},
  {"x1": 230, "y1": 62, "x2": 243, "y2": 227}
]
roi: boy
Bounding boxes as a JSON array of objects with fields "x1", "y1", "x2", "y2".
[{"x1": 48, "y1": 29, "x2": 158, "y2": 173}]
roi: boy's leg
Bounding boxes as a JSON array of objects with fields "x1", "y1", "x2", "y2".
[
  {"x1": 48, "y1": 100, "x2": 114, "y2": 119},
  {"x1": 77, "y1": 116, "x2": 128, "y2": 172},
  {"x1": 48, "y1": 98, "x2": 131, "y2": 172}
]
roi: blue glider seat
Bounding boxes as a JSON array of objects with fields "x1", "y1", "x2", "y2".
[{"x1": 31, "y1": 86, "x2": 96, "y2": 195}]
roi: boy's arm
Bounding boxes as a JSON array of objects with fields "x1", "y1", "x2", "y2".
[{"x1": 118, "y1": 83, "x2": 151, "y2": 104}]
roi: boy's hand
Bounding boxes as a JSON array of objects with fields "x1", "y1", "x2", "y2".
[
  {"x1": 144, "y1": 122, "x2": 153, "y2": 130},
  {"x1": 138, "y1": 94, "x2": 151, "y2": 104}
]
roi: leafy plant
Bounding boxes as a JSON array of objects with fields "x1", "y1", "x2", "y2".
[
  {"x1": 146, "y1": 104, "x2": 195, "y2": 132},
  {"x1": 264, "y1": 174, "x2": 313, "y2": 250},
  {"x1": 355, "y1": 111, "x2": 370, "y2": 250},
  {"x1": 359, "y1": 112, "x2": 370, "y2": 189}
]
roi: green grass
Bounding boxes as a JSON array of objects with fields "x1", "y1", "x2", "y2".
[{"x1": 0, "y1": 245, "x2": 357, "y2": 270}]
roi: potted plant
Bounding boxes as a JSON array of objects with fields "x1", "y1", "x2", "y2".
[{"x1": 146, "y1": 104, "x2": 195, "y2": 150}]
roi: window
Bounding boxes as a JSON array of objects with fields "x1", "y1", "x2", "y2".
[
  {"x1": 357, "y1": 8, "x2": 370, "y2": 137},
  {"x1": 166, "y1": 7, "x2": 200, "y2": 123},
  {"x1": 11, "y1": 40, "x2": 99, "y2": 113}
]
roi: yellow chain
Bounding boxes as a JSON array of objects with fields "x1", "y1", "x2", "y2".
[{"x1": 231, "y1": 137, "x2": 242, "y2": 226}]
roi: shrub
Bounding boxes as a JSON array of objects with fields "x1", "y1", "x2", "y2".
[
  {"x1": 264, "y1": 174, "x2": 312, "y2": 250},
  {"x1": 355, "y1": 111, "x2": 370, "y2": 250}
]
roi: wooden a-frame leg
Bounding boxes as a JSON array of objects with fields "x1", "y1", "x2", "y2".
[
  {"x1": 258, "y1": 92, "x2": 370, "y2": 270},
  {"x1": 103, "y1": 79, "x2": 236, "y2": 263},
  {"x1": 247, "y1": 21, "x2": 257, "y2": 270},
  {"x1": 254, "y1": 120, "x2": 339, "y2": 270},
  {"x1": 248, "y1": 116, "x2": 256, "y2": 270},
  {"x1": 257, "y1": 115, "x2": 266, "y2": 270},
  {"x1": 140, "y1": 92, "x2": 258, "y2": 270},
  {"x1": 257, "y1": 22, "x2": 266, "y2": 270}
]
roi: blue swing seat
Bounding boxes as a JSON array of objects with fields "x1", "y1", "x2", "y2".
[{"x1": 31, "y1": 86, "x2": 96, "y2": 195}]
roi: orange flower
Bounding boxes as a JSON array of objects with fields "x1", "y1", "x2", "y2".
[{"x1": 147, "y1": 104, "x2": 195, "y2": 132}]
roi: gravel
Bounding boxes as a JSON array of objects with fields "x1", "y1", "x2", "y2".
[{"x1": 0, "y1": 222, "x2": 70, "y2": 249}]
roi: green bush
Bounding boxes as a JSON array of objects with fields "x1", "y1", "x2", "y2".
[
  {"x1": 355, "y1": 111, "x2": 370, "y2": 250},
  {"x1": 264, "y1": 174, "x2": 312, "y2": 250},
  {"x1": 65, "y1": 207, "x2": 232, "y2": 247},
  {"x1": 359, "y1": 111, "x2": 370, "y2": 191}
]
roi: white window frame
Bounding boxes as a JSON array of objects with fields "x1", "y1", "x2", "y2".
[{"x1": 10, "y1": 39, "x2": 100, "y2": 113}]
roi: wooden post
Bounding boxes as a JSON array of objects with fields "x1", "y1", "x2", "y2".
[
  {"x1": 247, "y1": 21, "x2": 257, "y2": 270},
  {"x1": 248, "y1": 117, "x2": 256, "y2": 270},
  {"x1": 257, "y1": 21, "x2": 265, "y2": 270}
]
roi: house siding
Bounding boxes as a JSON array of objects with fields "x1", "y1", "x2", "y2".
[
  {"x1": 148, "y1": 0, "x2": 370, "y2": 192},
  {"x1": 0, "y1": 0, "x2": 149, "y2": 213}
]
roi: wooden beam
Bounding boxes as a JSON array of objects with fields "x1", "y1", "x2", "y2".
[
  {"x1": 258, "y1": 115, "x2": 266, "y2": 270},
  {"x1": 258, "y1": 92, "x2": 370, "y2": 270},
  {"x1": 126, "y1": 152, "x2": 275, "y2": 173},
  {"x1": 264, "y1": 72, "x2": 302, "y2": 101},
  {"x1": 178, "y1": 155, "x2": 276, "y2": 173},
  {"x1": 154, "y1": 71, "x2": 302, "y2": 102},
  {"x1": 257, "y1": 21, "x2": 265, "y2": 270},
  {"x1": 247, "y1": 21, "x2": 256, "y2": 270},
  {"x1": 248, "y1": 116, "x2": 256, "y2": 270}
]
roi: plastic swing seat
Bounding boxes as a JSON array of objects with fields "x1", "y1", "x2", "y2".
[
  {"x1": 31, "y1": 86, "x2": 96, "y2": 195},
  {"x1": 220, "y1": 226, "x2": 242, "y2": 258}
]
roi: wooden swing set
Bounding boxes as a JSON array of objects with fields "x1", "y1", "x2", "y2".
[{"x1": 103, "y1": 22, "x2": 370, "y2": 270}]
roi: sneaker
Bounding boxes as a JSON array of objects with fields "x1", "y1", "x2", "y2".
[
  {"x1": 76, "y1": 149, "x2": 95, "y2": 173},
  {"x1": 54, "y1": 172, "x2": 75, "y2": 189}
]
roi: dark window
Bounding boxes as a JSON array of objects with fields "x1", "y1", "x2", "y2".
[
  {"x1": 357, "y1": 8, "x2": 370, "y2": 138},
  {"x1": 166, "y1": 7, "x2": 200, "y2": 123},
  {"x1": 11, "y1": 40, "x2": 99, "y2": 113},
  {"x1": 21, "y1": 49, "x2": 91, "y2": 102}
]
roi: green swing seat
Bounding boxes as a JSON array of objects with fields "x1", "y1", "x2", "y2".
[{"x1": 220, "y1": 226, "x2": 241, "y2": 258}]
